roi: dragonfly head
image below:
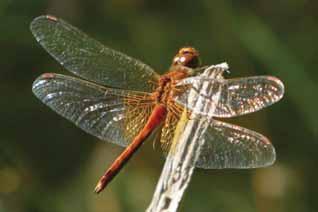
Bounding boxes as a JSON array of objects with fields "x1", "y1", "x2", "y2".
[{"x1": 172, "y1": 47, "x2": 201, "y2": 69}]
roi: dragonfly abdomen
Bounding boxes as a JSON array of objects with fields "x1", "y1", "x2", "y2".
[{"x1": 94, "y1": 104, "x2": 167, "y2": 193}]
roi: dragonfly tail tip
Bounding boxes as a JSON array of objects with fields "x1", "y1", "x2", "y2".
[{"x1": 94, "y1": 181, "x2": 104, "y2": 194}]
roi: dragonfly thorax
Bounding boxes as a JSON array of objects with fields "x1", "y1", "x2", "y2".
[
  {"x1": 153, "y1": 68, "x2": 190, "y2": 105},
  {"x1": 152, "y1": 47, "x2": 201, "y2": 105}
]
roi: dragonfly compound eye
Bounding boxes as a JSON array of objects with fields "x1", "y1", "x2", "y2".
[{"x1": 173, "y1": 47, "x2": 201, "y2": 68}]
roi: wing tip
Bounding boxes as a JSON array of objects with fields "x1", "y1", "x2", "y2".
[
  {"x1": 267, "y1": 76, "x2": 285, "y2": 100},
  {"x1": 39, "y1": 72, "x2": 57, "y2": 79},
  {"x1": 30, "y1": 15, "x2": 59, "y2": 34},
  {"x1": 32, "y1": 73, "x2": 57, "y2": 93},
  {"x1": 45, "y1": 15, "x2": 58, "y2": 22},
  {"x1": 255, "y1": 134, "x2": 276, "y2": 168},
  {"x1": 31, "y1": 14, "x2": 58, "y2": 23}
]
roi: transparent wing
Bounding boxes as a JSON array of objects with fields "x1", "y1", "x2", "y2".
[
  {"x1": 196, "y1": 119, "x2": 275, "y2": 169},
  {"x1": 30, "y1": 15, "x2": 160, "y2": 92},
  {"x1": 213, "y1": 76, "x2": 284, "y2": 117},
  {"x1": 32, "y1": 73, "x2": 155, "y2": 146},
  {"x1": 159, "y1": 102, "x2": 184, "y2": 154},
  {"x1": 175, "y1": 76, "x2": 284, "y2": 118}
]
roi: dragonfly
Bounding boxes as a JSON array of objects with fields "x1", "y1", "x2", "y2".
[{"x1": 30, "y1": 15, "x2": 284, "y2": 194}]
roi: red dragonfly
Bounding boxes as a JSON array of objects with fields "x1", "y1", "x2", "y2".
[{"x1": 31, "y1": 15, "x2": 284, "y2": 194}]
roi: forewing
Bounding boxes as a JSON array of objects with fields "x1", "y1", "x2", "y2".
[
  {"x1": 196, "y1": 119, "x2": 275, "y2": 169},
  {"x1": 175, "y1": 76, "x2": 284, "y2": 117},
  {"x1": 32, "y1": 73, "x2": 154, "y2": 146},
  {"x1": 213, "y1": 76, "x2": 284, "y2": 117},
  {"x1": 30, "y1": 15, "x2": 159, "y2": 92}
]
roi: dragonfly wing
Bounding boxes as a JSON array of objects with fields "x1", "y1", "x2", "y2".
[
  {"x1": 213, "y1": 76, "x2": 284, "y2": 117},
  {"x1": 32, "y1": 73, "x2": 154, "y2": 146},
  {"x1": 159, "y1": 103, "x2": 183, "y2": 154},
  {"x1": 175, "y1": 76, "x2": 284, "y2": 117},
  {"x1": 196, "y1": 119, "x2": 275, "y2": 169},
  {"x1": 30, "y1": 15, "x2": 159, "y2": 92}
]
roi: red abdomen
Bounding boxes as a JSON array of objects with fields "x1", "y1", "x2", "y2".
[{"x1": 95, "y1": 104, "x2": 167, "y2": 193}]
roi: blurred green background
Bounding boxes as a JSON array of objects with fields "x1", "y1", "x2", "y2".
[{"x1": 0, "y1": 0, "x2": 317, "y2": 211}]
